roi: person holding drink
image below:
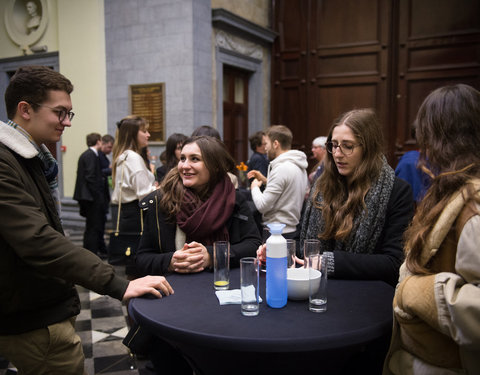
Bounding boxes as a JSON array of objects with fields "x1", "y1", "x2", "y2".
[{"x1": 136, "y1": 135, "x2": 261, "y2": 276}]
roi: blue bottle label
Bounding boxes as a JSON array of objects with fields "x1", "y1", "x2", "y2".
[{"x1": 266, "y1": 256, "x2": 287, "y2": 308}]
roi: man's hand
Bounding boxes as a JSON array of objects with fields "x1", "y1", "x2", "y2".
[
  {"x1": 247, "y1": 170, "x2": 267, "y2": 184},
  {"x1": 251, "y1": 178, "x2": 263, "y2": 189},
  {"x1": 122, "y1": 275, "x2": 174, "y2": 301},
  {"x1": 256, "y1": 244, "x2": 266, "y2": 263}
]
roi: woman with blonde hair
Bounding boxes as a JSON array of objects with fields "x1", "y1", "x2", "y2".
[
  {"x1": 384, "y1": 84, "x2": 480, "y2": 374},
  {"x1": 299, "y1": 108, "x2": 414, "y2": 286}
]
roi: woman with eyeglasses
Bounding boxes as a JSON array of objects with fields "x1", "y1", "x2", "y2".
[
  {"x1": 299, "y1": 108, "x2": 414, "y2": 287},
  {"x1": 384, "y1": 84, "x2": 480, "y2": 375},
  {"x1": 110, "y1": 116, "x2": 157, "y2": 276}
]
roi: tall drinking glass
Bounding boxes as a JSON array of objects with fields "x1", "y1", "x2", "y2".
[
  {"x1": 308, "y1": 253, "x2": 327, "y2": 312},
  {"x1": 213, "y1": 241, "x2": 230, "y2": 290},
  {"x1": 240, "y1": 257, "x2": 260, "y2": 316},
  {"x1": 303, "y1": 239, "x2": 320, "y2": 267}
]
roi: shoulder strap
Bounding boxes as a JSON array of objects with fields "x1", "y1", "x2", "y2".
[
  {"x1": 154, "y1": 194, "x2": 161, "y2": 250},
  {"x1": 114, "y1": 162, "x2": 125, "y2": 233}
]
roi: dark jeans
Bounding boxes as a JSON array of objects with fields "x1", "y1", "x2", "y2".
[{"x1": 80, "y1": 200, "x2": 106, "y2": 254}]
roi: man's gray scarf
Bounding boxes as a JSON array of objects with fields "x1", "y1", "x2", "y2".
[{"x1": 300, "y1": 158, "x2": 395, "y2": 255}]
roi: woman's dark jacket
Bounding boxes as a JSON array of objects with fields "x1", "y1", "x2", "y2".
[
  {"x1": 136, "y1": 190, "x2": 262, "y2": 275},
  {"x1": 331, "y1": 177, "x2": 413, "y2": 286}
]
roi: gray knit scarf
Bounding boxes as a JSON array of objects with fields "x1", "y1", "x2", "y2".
[{"x1": 300, "y1": 157, "x2": 395, "y2": 255}]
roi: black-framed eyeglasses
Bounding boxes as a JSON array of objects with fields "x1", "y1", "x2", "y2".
[
  {"x1": 326, "y1": 141, "x2": 361, "y2": 156},
  {"x1": 32, "y1": 103, "x2": 75, "y2": 122}
]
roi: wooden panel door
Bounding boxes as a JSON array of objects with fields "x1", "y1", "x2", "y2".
[
  {"x1": 311, "y1": 0, "x2": 392, "y2": 158},
  {"x1": 394, "y1": 0, "x2": 480, "y2": 158},
  {"x1": 272, "y1": 0, "x2": 392, "y2": 160},
  {"x1": 223, "y1": 66, "x2": 249, "y2": 164},
  {"x1": 271, "y1": 0, "x2": 310, "y2": 152},
  {"x1": 272, "y1": 0, "x2": 480, "y2": 165}
]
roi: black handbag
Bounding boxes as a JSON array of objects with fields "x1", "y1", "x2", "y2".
[
  {"x1": 122, "y1": 322, "x2": 153, "y2": 355},
  {"x1": 107, "y1": 162, "x2": 143, "y2": 275},
  {"x1": 107, "y1": 231, "x2": 140, "y2": 266}
]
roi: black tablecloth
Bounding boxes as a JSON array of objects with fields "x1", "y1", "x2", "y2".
[{"x1": 130, "y1": 269, "x2": 394, "y2": 374}]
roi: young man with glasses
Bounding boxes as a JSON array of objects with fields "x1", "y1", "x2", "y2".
[{"x1": 0, "y1": 65, "x2": 173, "y2": 374}]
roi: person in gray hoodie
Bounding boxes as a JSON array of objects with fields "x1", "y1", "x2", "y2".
[{"x1": 249, "y1": 125, "x2": 308, "y2": 238}]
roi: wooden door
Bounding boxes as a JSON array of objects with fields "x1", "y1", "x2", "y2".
[
  {"x1": 272, "y1": 0, "x2": 391, "y2": 161},
  {"x1": 311, "y1": 0, "x2": 392, "y2": 157},
  {"x1": 394, "y1": 0, "x2": 480, "y2": 159},
  {"x1": 271, "y1": 0, "x2": 480, "y2": 166},
  {"x1": 271, "y1": 0, "x2": 310, "y2": 153},
  {"x1": 223, "y1": 66, "x2": 249, "y2": 164}
]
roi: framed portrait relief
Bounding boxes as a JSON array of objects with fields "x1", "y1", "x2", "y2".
[{"x1": 4, "y1": 0, "x2": 49, "y2": 52}]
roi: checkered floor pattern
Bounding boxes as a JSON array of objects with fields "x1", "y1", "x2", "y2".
[{"x1": 0, "y1": 232, "x2": 154, "y2": 375}]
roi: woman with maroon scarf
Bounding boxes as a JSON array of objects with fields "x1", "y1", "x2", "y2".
[{"x1": 136, "y1": 136, "x2": 261, "y2": 276}]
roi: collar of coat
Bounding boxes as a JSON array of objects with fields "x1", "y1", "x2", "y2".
[
  {"x1": 422, "y1": 178, "x2": 480, "y2": 265},
  {"x1": 0, "y1": 120, "x2": 39, "y2": 159}
]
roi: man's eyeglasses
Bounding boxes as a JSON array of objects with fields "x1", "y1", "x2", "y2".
[
  {"x1": 32, "y1": 103, "x2": 75, "y2": 122},
  {"x1": 326, "y1": 141, "x2": 361, "y2": 156}
]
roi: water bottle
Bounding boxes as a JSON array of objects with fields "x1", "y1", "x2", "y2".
[{"x1": 266, "y1": 223, "x2": 287, "y2": 308}]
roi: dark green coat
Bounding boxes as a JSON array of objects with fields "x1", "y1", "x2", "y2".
[{"x1": 0, "y1": 121, "x2": 128, "y2": 335}]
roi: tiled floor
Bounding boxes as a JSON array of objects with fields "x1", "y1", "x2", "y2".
[{"x1": 0, "y1": 231, "x2": 154, "y2": 375}]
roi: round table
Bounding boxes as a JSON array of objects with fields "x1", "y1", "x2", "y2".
[{"x1": 130, "y1": 268, "x2": 394, "y2": 375}]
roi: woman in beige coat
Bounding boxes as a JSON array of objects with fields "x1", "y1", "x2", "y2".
[{"x1": 384, "y1": 84, "x2": 480, "y2": 374}]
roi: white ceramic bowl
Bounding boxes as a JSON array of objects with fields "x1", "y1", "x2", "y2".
[{"x1": 287, "y1": 267, "x2": 321, "y2": 300}]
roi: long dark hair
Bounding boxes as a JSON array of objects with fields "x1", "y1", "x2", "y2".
[
  {"x1": 405, "y1": 84, "x2": 480, "y2": 274},
  {"x1": 160, "y1": 136, "x2": 235, "y2": 219},
  {"x1": 165, "y1": 133, "x2": 188, "y2": 171},
  {"x1": 312, "y1": 108, "x2": 384, "y2": 241}
]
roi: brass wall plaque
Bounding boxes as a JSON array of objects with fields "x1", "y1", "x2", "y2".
[{"x1": 129, "y1": 83, "x2": 165, "y2": 142}]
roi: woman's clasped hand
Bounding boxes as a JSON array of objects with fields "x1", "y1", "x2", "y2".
[{"x1": 169, "y1": 241, "x2": 211, "y2": 273}]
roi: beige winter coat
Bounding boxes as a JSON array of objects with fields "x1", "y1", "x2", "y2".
[{"x1": 384, "y1": 179, "x2": 480, "y2": 375}]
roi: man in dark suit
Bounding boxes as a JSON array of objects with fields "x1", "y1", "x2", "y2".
[
  {"x1": 99, "y1": 134, "x2": 114, "y2": 214},
  {"x1": 73, "y1": 133, "x2": 108, "y2": 256}
]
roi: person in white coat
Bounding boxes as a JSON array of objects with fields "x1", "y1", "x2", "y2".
[
  {"x1": 110, "y1": 116, "x2": 156, "y2": 276},
  {"x1": 249, "y1": 125, "x2": 308, "y2": 238}
]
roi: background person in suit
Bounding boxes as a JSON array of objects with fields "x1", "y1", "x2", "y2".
[
  {"x1": 99, "y1": 134, "x2": 114, "y2": 178},
  {"x1": 99, "y1": 134, "x2": 114, "y2": 216},
  {"x1": 74, "y1": 132, "x2": 108, "y2": 256}
]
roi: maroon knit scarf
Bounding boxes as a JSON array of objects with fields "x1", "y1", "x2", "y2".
[{"x1": 176, "y1": 176, "x2": 236, "y2": 245}]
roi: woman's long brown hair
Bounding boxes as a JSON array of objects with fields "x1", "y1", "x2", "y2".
[
  {"x1": 111, "y1": 115, "x2": 149, "y2": 184},
  {"x1": 159, "y1": 136, "x2": 235, "y2": 220},
  {"x1": 312, "y1": 108, "x2": 384, "y2": 241},
  {"x1": 404, "y1": 84, "x2": 480, "y2": 274}
]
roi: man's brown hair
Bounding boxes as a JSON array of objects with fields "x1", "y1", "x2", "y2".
[
  {"x1": 266, "y1": 125, "x2": 292, "y2": 150},
  {"x1": 5, "y1": 65, "x2": 73, "y2": 119}
]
